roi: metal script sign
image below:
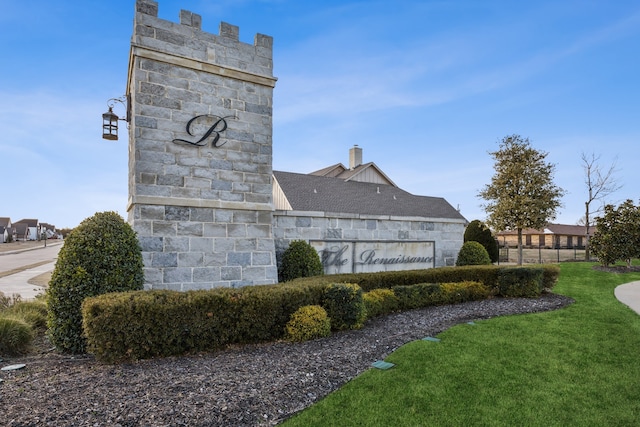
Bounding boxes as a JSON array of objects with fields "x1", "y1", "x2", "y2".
[
  {"x1": 310, "y1": 240, "x2": 435, "y2": 274},
  {"x1": 172, "y1": 114, "x2": 234, "y2": 147}
]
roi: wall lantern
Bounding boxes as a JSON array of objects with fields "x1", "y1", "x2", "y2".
[{"x1": 102, "y1": 96, "x2": 129, "y2": 141}]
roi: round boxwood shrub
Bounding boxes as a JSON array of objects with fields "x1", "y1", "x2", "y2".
[
  {"x1": 456, "y1": 241, "x2": 492, "y2": 266},
  {"x1": 464, "y1": 220, "x2": 499, "y2": 263},
  {"x1": 323, "y1": 283, "x2": 367, "y2": 331},
  {"x1": 47, "y1": 211, "x2": 144, "y2": 354},
  {"x1": 284, "y1": 305, "x2": 331, "y2": 342},
  {"x1": 278, "y1": 240, "x2": 323, "y2": 282}
]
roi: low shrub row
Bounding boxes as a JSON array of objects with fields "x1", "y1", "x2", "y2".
[
  {"x1": 82, "y1": 265, "x2": 559, "y2": 363},
  {"x1": 82, "y1": 281, "x2": 326, "y2": 363},
  {"x1": 286, "y1": 265, "x2": 560, "y2": 296}
]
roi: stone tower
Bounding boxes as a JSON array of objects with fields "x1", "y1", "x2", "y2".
[{"x1": 126, "y1": 0, "x2": 278, "y2": 289}]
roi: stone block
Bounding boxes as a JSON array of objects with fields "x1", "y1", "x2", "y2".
[
  {"x1": 193, "y1": 267, "x2": 220, "y2": 283},
  {"x1": 235, "y1": 238, "x2": 257, "y2": 251},
  {"x1": 190, "y1": 207, "x2": 214, "y2": 222},
  {"x1": 164, "y1": 237, "x2": 190, "y2": 252},
  {"x1": 227, "y1": 224, "x2": 247, "y2": 237},
  {"x1": 220, "y1": 191, "x2": 244, "y2": 202},
  {"x1": 221, "y1": 266, "x2": 241, "y2": 280},
  {"x1": 227, "y1": 252, "x2": 250, "y2": 266},
  {"x1": 185, "y1": 177, "x2": 211, "y2": 189},
  {"x1": 157, "y1": 175, "x2": 184, "y2": 186},
  {"x1": 247, "y1": 224, "x2": 270, "y2": 238},
  {"x1": 139, "y1": 236, "x2": 163, "y2": 252},
  {"x1": 203, "y1": 223, "x2": 227, "y2": 237},
  {"x1": 153, "y1": 221, "x2": 177, "y2": 236},
  {"x1": 256, "y1": 238, "x2": 276, "y2": 251},
  {"x1": 252, "y1": 252, "x2": 272, "y2": 266},
  {"x1": 296, "y1": 217, "x2": 312, "y2": 228},
  {"x1": 215, "y1": 238, "x2": 235, "y2": 252},
  {"x1": 140, "y1": 205, "x2": 166, "y2": 220},
  {"x1": 163, "y1": 267, "x2": 193, "y2": 283},
  {"x1": 204, "y1": 253, "x2": 225, "y2": 266},
  {"x1": 178, "y1": 222, "x2": 204, "y2": 236},
  {"x1": 178, "y1": 252, "x2": 204, "y2": 267},
  {"x1": 190, "y1": 237, "x2": 214, "y2": 252},
  {"x1": 165, "y1": 206, "x2": 190, "y2": 221},
  {"x1": 242, "y1": 266, "x2": 266, "y2": 281},
  {"x1": 152, "y1": 252, "x2": 178, "y2": 267}
]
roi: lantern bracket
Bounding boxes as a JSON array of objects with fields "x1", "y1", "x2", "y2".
[{"x1": 102, "y1": 95, "x2": 130, "y2": 141}]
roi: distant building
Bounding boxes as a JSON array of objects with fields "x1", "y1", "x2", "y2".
[
  {"x1": 14, "y1": 219, "x2": 39, "y2": 241},
  {"x1": 0, "y1": 217, "x2": 11, "y2": 243},
  {"x1": 496, "y1": 223, "x2": 590, "y2": 249},
  {"x1": 13, "y1": 222, "x2": 30, "y2": 241}
]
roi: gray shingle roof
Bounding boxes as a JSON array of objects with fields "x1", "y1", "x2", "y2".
[{"x1": 273, "y1": 170, "x2": 466, "y2": 220}]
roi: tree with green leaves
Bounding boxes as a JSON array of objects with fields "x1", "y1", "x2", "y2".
[
  {"x1": 478, "y1": 135, "x2": 566, "y2": 265},
  {"x1": 590, "y1": 200, "x2": 640, "y2": 267},
  {"x1": 464, "y1": 219, "x2": 499, "y2": 263}
]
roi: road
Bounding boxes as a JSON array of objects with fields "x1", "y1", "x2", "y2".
[
  {"x1": 0, "y1": 243, "x2": 62, "y2": 300},
  {"x1": 0, "y1": 243, "x2": 62, "y2": 273}
]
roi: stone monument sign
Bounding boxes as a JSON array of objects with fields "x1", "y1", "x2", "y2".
[{"x1": 126, "y1": 0, "x2": 278, "y2": 290}]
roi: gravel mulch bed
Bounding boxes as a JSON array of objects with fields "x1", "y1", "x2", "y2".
[{"x1": 0, "y1": 293, "x2": 573, "y2": 426}]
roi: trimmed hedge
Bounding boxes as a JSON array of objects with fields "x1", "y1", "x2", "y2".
[
  {"x1": 363, "y1": 289, "x2": 399, "y2": 318},
  {"x1": 83, "y1": 281, "x2": 326, "y2": 363},
  {"x1": 286, "y1": 265, "x2": 560, "y2": 296},
  {"x1": 285, "y1": 305, "x2": 331, "y2": 342},
  {"x1": 497, "y1": 267, "x2": 544, "y2": 297},
  {"x1": 392, "y1": 281, "x2": 490, "y2": 310},
  {"x1": 323, "y1": 283, "x2": 367, "y2": 330},
  {"x1": 82, "y1": 265, "x2": 560, "y2": 363},
  {"x1": 440, "y1": 281, "x2": 491, "y2": 304}
]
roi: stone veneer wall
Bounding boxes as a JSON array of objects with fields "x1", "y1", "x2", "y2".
[
  {"x1": 273, "y1": 210, "x2": 465, "y2": 269},
  {"x1": 126, "y1": 0, "x2": 278, "y2": 290}
]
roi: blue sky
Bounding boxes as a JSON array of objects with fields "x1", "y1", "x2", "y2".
[{"x1": 1, "y1": 0, "x2": 638, "y2": 229}]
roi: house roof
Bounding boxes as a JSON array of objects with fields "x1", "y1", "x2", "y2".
[
  {"x1": 309, "y1": 163, "x2": 347, "y2": 178},
  {"x1": 0, "y1": 217, "x2": 10, "y2": 227},
  {"x1": 496, "y1": 223, "x2": 589, "y2": 236},
  {"x1": 15, "y1": 218, "x2": 38, "y2": 227},
  {"x1": 273, "y1": 170, "x2": 466, "y2": 220},
  {"x1": 310, "y1": 162, "x2": 397, "y2": 187},
  {"x1": 13, "y1": 223, "x2": 29, "y2": 236}
]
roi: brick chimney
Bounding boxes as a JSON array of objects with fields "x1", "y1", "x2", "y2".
[{"x1": 349, "y1": 145, "x2": 362, "y2": 169}]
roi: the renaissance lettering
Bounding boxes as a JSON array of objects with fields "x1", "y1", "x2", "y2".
[
  {"x1": 320, "y1": 245, "x2": 350, "y2": 267},
  {"x1": 356, "y1": 249, "x2": 433, "y2": 265},
  {"x1": 172, "y1": 114, "x2": 233, "y2": 147},
  {"x1": 312, "y1": 240, "x2": 435, "y2": 273}
]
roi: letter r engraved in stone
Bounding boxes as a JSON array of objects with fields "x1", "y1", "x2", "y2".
[{"x1": 172, "y1": 115, "x2": 234, "y2": 147}]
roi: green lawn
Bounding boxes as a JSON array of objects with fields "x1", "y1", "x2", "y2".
[{"x1": 282, "y1": 263, "x2": 640, "y2": 426}]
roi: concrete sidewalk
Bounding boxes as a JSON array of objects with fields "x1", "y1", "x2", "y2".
[{"x1": 614, "y1": 281, "x2": 640, "y2": 315}]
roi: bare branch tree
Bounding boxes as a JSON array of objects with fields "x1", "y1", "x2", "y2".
[{"x1": 582, "y1": 152, "x2": 622, "y2": 260}]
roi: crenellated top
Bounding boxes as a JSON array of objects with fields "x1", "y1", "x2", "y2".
[{"x1": 132, "y1": 0, "x2": 274, "y2": 81}]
